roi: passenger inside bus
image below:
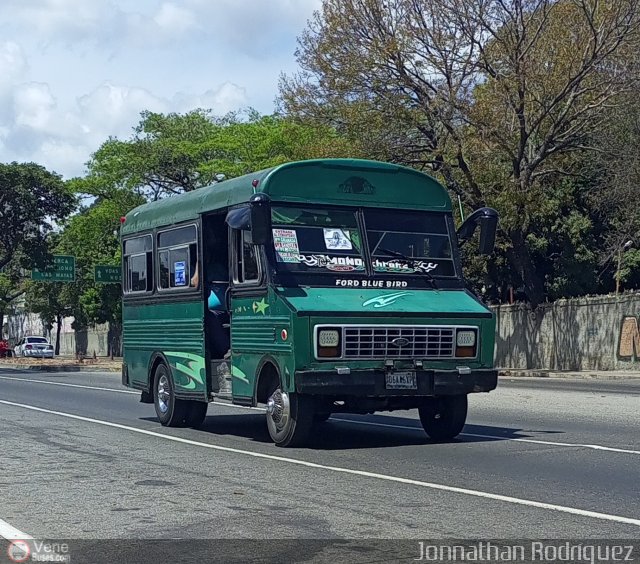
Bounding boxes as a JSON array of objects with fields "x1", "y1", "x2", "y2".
[{"x1": 203, "y1": 217, "x2": 230, "y2": 359}]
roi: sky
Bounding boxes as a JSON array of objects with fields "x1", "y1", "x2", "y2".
[{"x1": 0, "y1": 0, "x2": 320, "y2": 180}]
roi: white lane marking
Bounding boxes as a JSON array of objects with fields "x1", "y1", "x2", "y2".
[
  {"x1": 0, "y1": 517, "x2": 33, "y2": 540},
  {"x1": 1, "y1": 399, "x2": 640, "y2": 529},
  {"x1": 0, "y1": 375, "x2": 138, "y2": 395},
  {"x1": 326, "y1": 417, "x2": 640, "y2": 456},
  {"x1": 210, "y1": 402, "x2": 640, "y2": 457},
  {"x1": 3, "y1": 375, "x2": 639, "y2": 456}
]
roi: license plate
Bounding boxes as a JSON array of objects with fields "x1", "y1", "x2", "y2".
[{"x1": 385, "y1": 371, "x2": 417, "y2": 390}]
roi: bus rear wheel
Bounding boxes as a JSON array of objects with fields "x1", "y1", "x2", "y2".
[
  {"x1": 265, "y1": 385, "x2": 314, "y2": 447},
  {"x1": 184, "y1": 401, "x2": 208, "y2": 428},
  {"x1": 418, "y1": 394, "x2": 468, "y2": 442},
  {"x1": 153, "y1": 363, "x2": 187, "y2": 427}
]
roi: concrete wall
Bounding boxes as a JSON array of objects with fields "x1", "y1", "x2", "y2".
[
  {"x1": 8, "y1": 292, "x2": 640, "y2": 367},
  {"x1": 4, "y1": 310, "x2": 117, "y2": 357},
  {"x1": 4, "y1": 311, "x2": 46, "y2": 342},
  {"x1": 58, "y1": 323, "x2": 112, "y2": 357},
  {"x1": 492, "y1": 293, "x2": 640, "y2": 370}
]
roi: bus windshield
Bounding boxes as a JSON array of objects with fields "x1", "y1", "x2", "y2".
[
  {"x1": 364, "y1": 208, "x2": 456, "y2": 277},
  {"x1": 270, "y1": 205, "x2": 457, "y2": 279}
]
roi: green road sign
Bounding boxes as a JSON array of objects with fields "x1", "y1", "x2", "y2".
[
  {"x1": 31, "y1": 255, "x2": 75, "y2": 282},
  {"x1": 95, "y1": 265, "x2": 121, "y2": 284}
]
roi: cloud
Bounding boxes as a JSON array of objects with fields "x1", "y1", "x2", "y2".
[
  {"x1": 13, "y1": 82, "x2": 57, "y2": 130},
  {"x1": 0, "y1": 0, "x2": 128, "y2": 47},
  {"x1": 183, "y1": 0, "x2": 322, "y2": 57},
  {"x1": 0, "y1": 80, "x2": 250, "y2": 177},
  {"x1": 153, "y1": 2, "x2": 197, "y2": 35},
  {"x1": 0, "y1": 42, "x2": 28, "y2": 87},
  {"x1": 77, "y1": 83, "x2": 167, "y2": 139},
  {"x1": 0, "y1": 0, "x2": 318, "y2": 178},
  {"x1": 0, "y1": 0, "x2": 200, "y2": 49},
  {"x1": 172, "y1": 83, "x2": 247, "y2": 115},
  {"x1": 0, "y1": 0, "x2": 320, "y2": 52}
]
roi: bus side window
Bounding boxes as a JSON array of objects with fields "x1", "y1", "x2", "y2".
[
  {"x1": 233, "y1": 230, "x2": 261, "y2": 285},
  {"x1": 157, "y1": 225, "x2": 198, "y2": 291},
  {"x1": 123, "y1": 235, "x2": 153, "y2": 294}
]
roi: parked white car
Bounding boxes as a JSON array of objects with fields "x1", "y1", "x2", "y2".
[{"x1": 13, "y1": 336, "x2": 54, "y2": 359}]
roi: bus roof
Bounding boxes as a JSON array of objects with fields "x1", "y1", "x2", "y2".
[{"x1": 121, "y1": 158, "x2": 452, "y2": 235}]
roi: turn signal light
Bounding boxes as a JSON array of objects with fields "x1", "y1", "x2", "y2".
[
  {"x1": 318, "y1": 346, "x2": 340, "y2": 358},
  {"x1": 455, "y1": 345, "x2": 476, "y2": 358}
]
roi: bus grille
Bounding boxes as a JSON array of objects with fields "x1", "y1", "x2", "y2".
[{"x1": 343, "y1": 326, "x2": 455, "y2": 359}]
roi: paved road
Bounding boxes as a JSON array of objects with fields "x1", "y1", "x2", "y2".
[{"x1": 0, "y1": 368, "x2": 638, "y2": 554}]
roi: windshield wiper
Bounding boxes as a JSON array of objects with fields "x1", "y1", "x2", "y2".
[{"x1": 378, "y1": 248, "x2": 438, "y2": 288}]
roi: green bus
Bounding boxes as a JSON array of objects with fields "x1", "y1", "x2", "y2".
[{"x1": 121, "y1": 159, "x2": 498, "y2": 447}]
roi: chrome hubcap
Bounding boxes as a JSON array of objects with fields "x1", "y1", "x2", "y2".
[
  {"x1": 266, "y1": 388, "x2": 290, "y2": 432},
  {"x1": 157, "y1": 374, "x2": 170, "y2": 413}
]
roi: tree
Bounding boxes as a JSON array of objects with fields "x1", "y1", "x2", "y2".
[
  {"x1": 280, "y1": 0, "x2": 640, "y2": 306},
  {"x1": 57, "y1": 192, "x2": 144, "y2": 355},
  {"x1": 0, "y1": 162, "x2": 76, "y2": 270},
  {"x1": 24, "y1": 280, "x2": 71, "y2": 355},
  {"x1": 0, "y1": 162, "x2": 75, "y2": 334},
  {"x1": 25, "y1": 192, "x2": 143, "y2": 356},
  {"x1": 71, "y1": 110, "x2": 361, "y2": 201},
  {"x1": 0, "y1": 261, "x2": 27, "y2": 339},
  {"x1": 587, "y1": 94, "x2": 640, "y2": 291}
]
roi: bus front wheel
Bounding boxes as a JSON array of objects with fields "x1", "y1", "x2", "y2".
[
  {"x1": 418, "y1": 394, "x2": 468, "y2": 442},
  {"x1": 265, "y1": 385, "x2": 314, "y2": 447}
]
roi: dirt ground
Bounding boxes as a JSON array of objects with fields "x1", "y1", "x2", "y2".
[{"x1": 0, "y1": 356, "x2": 122, "y2": 372}]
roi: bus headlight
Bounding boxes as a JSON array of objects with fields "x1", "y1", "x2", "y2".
[
  {"x1": 455, "y1": 329, "x2": 477, "y2": 358},
  {"x1": 316, "y1": 328, "x2": 342, "y2": 358}
]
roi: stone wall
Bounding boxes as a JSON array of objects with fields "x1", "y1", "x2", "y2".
[{"x1": 492, "y1": 293, "x2": 640, "y2": 370}]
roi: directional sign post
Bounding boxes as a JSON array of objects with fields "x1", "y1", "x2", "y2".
[
  {"x1": 31, "y1": 255, "x2": 76, "y2": 282},
  {"x1": 94, "y1": 265, "x2": 121, "y2": 284}
]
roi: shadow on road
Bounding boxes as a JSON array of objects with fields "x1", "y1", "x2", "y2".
[{"x1": 140, "y1": 410, "x2": 564, "y2": 450}]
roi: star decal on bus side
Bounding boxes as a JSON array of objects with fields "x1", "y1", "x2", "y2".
[{"x1": 253, "y1": 298, "x2": 270, "y2": 315}]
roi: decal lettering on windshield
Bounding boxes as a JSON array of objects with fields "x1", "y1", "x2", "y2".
[
  {"x1": 372, "y1": 259, "x2": 437, "y2": 273},
  {"x1": 299, "y1": 254, "x2": 365, "y2": 272}
]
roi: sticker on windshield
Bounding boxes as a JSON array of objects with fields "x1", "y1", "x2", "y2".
[
  {"x1": 273, "y1": 228, "x2": 301, "y2": 263},
  {"x1": 323, "y1": 228, "x2": 353, "y2": 250},
  {"x1": 174, "y1": 261, "x2": 187, "y2": 286}
]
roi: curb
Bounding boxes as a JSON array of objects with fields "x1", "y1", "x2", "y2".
[
  {"x1": 498, "y1": 370, "x2": 640, "y2": 380},
  {"x1": 0, "y1": 364, "x2": 121, "y2": 373},
  {"x1": 28, "y1": 366, "x2": 121, "y2": 373}
]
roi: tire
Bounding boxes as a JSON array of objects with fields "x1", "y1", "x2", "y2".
[
  {"x1": 183, "y1": 401, "x2": 208, "y2": 428},
  {"x1": 418, "y1": 394, "x2": 468, "y2": 442},
  {"x1": 265, "y1": 383, "x2": 314, "y2": 447},
  {"x1": 153, "y1": 363, "x2": 187, "y2": 427}
]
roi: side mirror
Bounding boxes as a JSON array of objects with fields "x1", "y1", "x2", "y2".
[
  {"x1": 249, "y1": 193, "x2": 271, "y2": 245},
  {"x1": 457, "y1": 207, "x2": 499, "y2": 255},
  {"x1": 225, "y1": 194, "x2": 271, "y2": 245}
]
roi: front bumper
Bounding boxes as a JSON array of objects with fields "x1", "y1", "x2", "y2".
[{"x1": 295, "y1": 368, "x2": 497, "y2": 396}]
